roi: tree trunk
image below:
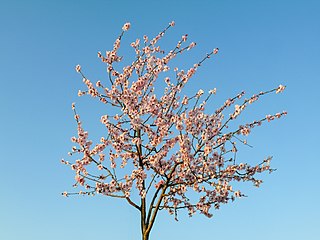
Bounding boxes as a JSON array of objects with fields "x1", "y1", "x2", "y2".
[
  {"x1": 142, "y1": 231, "x2": 150, "y2": 240},
  {"x1": 141, "y1": 212, "x2": 150, "y2": 240}
]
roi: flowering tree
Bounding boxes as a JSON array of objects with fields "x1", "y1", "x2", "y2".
[{"x1": 61, "y1": 22, "x2": 286, "y2": 240}]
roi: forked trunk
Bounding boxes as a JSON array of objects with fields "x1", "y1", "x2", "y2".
[
  {"x1": 142, "y1": 231, "x2": 150, "y2": 240},
  {"x1": 141, "y1": 214, "x2": 151, "y2": 240}
]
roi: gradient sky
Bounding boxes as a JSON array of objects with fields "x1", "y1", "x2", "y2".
[{"x1": 1, "y1": 0, "x2": 319, "y2": 239}]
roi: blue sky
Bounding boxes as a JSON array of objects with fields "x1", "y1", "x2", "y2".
[{"x1": 1, "y1": 0, "x2": 319, "y2": 239}]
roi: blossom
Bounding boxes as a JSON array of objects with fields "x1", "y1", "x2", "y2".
[
  {"x1": 169, "y1": 21, "x2": 175, "y2": 27},
  {"x1": 176, "y1": 123, "x2": 184, "y2": 131},
  {"x1": 234, "y1": 191, "x2": 241, "y2": 197},
  {"x1": 231, "y1": 104, "x2": 245, "y2": 119},
  {"x1": 276, "y1": 84, "x2": 286, "y2": 93},
  {"x1": 182, "y1": 34, "x2": 188, "y2": 42},
  {"x1": 196, "y1": 89, "x2": 204, "y2": 98},
  {"x1": 266, "y1": 115, "x2": 275, "y2": 122},
  {"x1": 75, "y1": 64, "x2": 81, "y2": 72},
  {"x1": 155, "y1": 180, "x2": 165, "y2": 189},
  {"x1": 187, "y1": 67, "x2": 196, "y2": 78},
  {"x1": 101, "y1": 115, "x2": 109, "y2": 125},
  {"x1": 122, "y1": 22, "x2": 131, "y2": 31},
  {"x1": 181, "y1": 96, "x2": 188, "y2": 105},
  {"x1": 204, "y1": 145, "x2": 212, "y2": 156},
  {"x1": 209, "y1": 88, "x2": 217, "y2": 94},
  {"x1": 78, "y1": 90, "x2": 84, "y2": 96},
  {"x1": 240, "y1": 126, "x2": 251, "y2": 136},
  {"x1": 143, "y1": 35, "x2": 148, "y2": 43},
  {"x1": 188, "y1": 42, "x2": 196, "y2": 50},
  {"x1": 96, "y1": 80, "x2": 102, "y2": 87}
]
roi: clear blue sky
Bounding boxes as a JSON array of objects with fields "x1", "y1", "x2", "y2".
[{"x1": 1, "y1": 0, "x2": 319, "y2": 239}]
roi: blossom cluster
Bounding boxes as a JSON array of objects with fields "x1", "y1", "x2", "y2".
[{"x1": 62, "y1": 22, "x2": 286, "y2": 220}]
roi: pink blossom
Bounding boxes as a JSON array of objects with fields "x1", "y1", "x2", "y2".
[
  {"x1": 188, "y1": 42, "x2": 196, "y2": 50},
  {"x1": 234, "y1": 191, "x2": 241, "y2": 197},
  {"x1": 96, "y1": 80, "x2": 101, "y2": 87},
  {"x1": 122, "y1": 22, "x2": 131, "y2": 31},
  {"x1": 240, "y1": 126, "x2": 251, "y2": 136},
  {"x1": 196, "y1": 89, "x2": 204, "y2": 98},
  {"x1": 209, "y1": 88, "x2": 217, "y2": 94},
  {"x1": 182, "y1": 34, "x2": 188, "y2": 42},
  {"x1": 78, "y1": 90, "x2": 84, "y2": 96},
  {"x1": 75, "y1": 64, "x2": 81, "y2": 72},
  {"x1": 181, "y1": 96, "x2": 188, "y2": 105},
  {"x1": 276, "y1": 84, "x2": 286, "y2": 93}
]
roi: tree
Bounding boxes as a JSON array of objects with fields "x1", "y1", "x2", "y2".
[{"x1": 61, "y1": 21, "x2": 286, "y2": 240}]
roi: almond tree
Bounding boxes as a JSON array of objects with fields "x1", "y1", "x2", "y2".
[{"x1": 61, "y1": 22, "x2": 286, "y2": 240}]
